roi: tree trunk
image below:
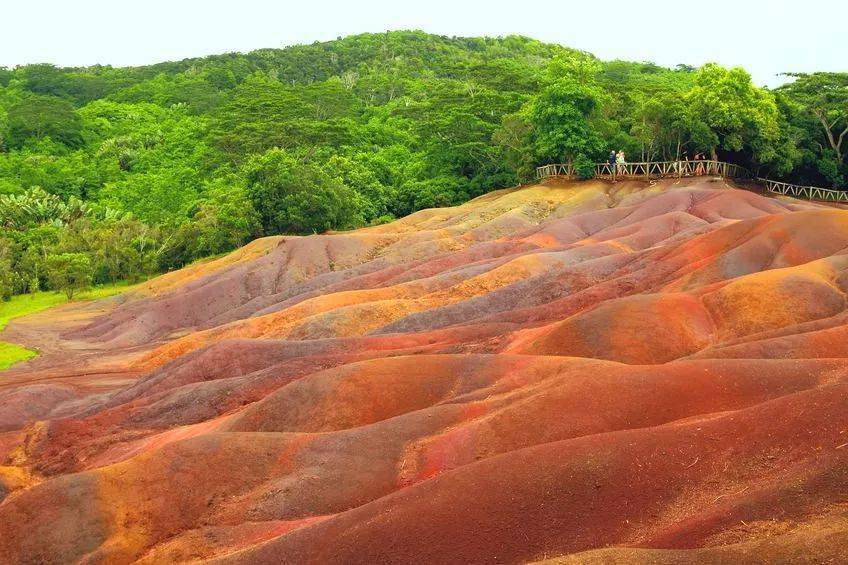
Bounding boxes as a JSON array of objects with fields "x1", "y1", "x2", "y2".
[{"x1": 816, "y1": 112, "x2": 847, "y2": 163}]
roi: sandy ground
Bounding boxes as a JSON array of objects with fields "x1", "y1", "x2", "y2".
[{"x1": 1, "y1": 177, "x2": 847, "y2": 564}]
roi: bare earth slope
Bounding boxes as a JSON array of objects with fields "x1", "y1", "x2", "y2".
[{"x1": 2, "y1": 177, "x2": 847, "y2": 564}]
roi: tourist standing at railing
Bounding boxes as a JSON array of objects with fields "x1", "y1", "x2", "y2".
[
  {"x1": 616, "y1": 151, "x2": 626, "y2": 175},
  {"x1": 608, "y1": 151, "x2": 617, "y2": 182},
  {"x1": 694, "y1": 153, "x2": 705, "y2": 176}
]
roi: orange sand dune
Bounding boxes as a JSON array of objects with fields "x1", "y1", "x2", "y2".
[{"x1": 1, "y1": 177, "x2": 847, "y2": 564}]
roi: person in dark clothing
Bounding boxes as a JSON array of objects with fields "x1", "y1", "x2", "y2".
[{"x1": 608, "y1": 150, "x2": 617, "y2": 181}]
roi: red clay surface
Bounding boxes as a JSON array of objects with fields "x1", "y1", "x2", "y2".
[{"x1": 1, "y1": 177, "x2": 848, "y2": 563}]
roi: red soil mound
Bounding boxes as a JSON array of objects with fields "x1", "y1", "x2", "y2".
[{"x1": 1, "y1": 177, "x2": 847, "y2": 563}]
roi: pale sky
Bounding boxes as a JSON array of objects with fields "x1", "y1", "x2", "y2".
[{"x1": 1, "y1": 0, "x2": 844, "y2": 87}]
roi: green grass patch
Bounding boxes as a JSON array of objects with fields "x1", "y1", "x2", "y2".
[
  {"x1": 0, "y1": 292, "x2": 68, "y2": 333},
  {"x1": 0, "y1": 281, "x2": 139, "y2": 372},
  {"x1": 0, "y1": 342, "x2": 37, "y2": 371},
  {"x1": 0, "y1": 281, "x2": 138, "y2": 332}
]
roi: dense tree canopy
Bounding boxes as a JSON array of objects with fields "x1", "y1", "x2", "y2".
[
  {"x1": 244, "y1": 149, "x2": 363, "y2": 234},
  {"x1": 0, "y1": 31, "x2": 843, "y2": 299},
  {"x1": 6, "y1": 93, "x2": 83, "y2": 149},
  {"x1": 685, "y1": 65, "x2": 784, "y2": 168},
  {"x1": 778, "y1": 73, "x2": 848, "y2": 186},
  {"x1": 530, "y1": 78, "x2": 603, "y2": 164}
]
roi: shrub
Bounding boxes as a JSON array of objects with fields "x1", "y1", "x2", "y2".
[
  {"x1": 574, "y1": 154, "x2": 596, "y2": 180},
  {"x1": 45, "y1": 253, "x2": 93, "y2": 299}
]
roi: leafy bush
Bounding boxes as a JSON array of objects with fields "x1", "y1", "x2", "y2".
[
  {"x1": 574, "y1": 155, "x2": 596, "y2": 180},
  {"x1": 0, "y1": 259, "x2": 14, "y2": 301},
  {"x1": 244, "y1": 149, "x2": 364, "y2": 235}
]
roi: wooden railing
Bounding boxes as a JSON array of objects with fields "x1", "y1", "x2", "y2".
[
  {"x1": 536, "y1": 160, "x2": 848, "y2": 203},
  {"x1": 536, "y1": 160, "x2": 750, "y2": 182},
  {"x1": 535, "y1": 163, "x2": 577, "y2": 178},
  {"x1": 756, "y1": 178, "x2": 848, "y2": 203}
]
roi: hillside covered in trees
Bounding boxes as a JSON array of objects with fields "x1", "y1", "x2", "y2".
[{"x1": 0, "y1": 31, "x2": 845, "y2": 298}]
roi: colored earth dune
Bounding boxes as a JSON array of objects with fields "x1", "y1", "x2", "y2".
[{"x1": 1, "y1": 177, "x2": 848, "y2": 563}]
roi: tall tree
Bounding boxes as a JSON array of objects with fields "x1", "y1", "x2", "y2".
[
  {"x1": 780, "y1": 73, "x2": 848, "y2": 164},
  {"x1": 685, "y1": 64, "x2": 782, "y2": 166},
  {"x1": 529, "y1": 78, "x2": 604, "y2": 164},
  {"x1": 45, "y1": 252, "x2": 93, "y2": 299}
]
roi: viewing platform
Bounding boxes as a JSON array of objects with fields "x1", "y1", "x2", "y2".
[{"x1": 536, "y1": 160, "x2": 848, "y2": 203}]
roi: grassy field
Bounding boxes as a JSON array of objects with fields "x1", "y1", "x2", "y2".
[
  {"x1": 0, "y1": 342, "x2": 37, "y2": 371},
  {"x1": 0, "y1": 282, "x2": 138, "y2": 371}
]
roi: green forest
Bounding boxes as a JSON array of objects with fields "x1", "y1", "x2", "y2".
[{"x1": 1, "y1": 31, "x2": 846, "y2": 299}]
